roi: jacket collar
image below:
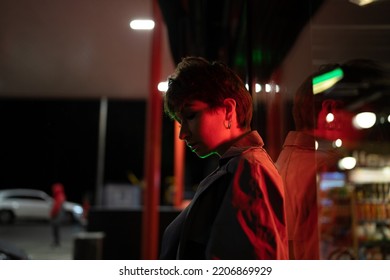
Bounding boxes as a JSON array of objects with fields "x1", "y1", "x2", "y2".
[
  {"x1": 283, "y1": 131, "x2": 336, "y2": 151},
  {"x1": 219, "y1": 130, "x2": 264, "y2": 165},
  {"x1": 283, "y1": 131, "x2": 316, "y2": 148}
]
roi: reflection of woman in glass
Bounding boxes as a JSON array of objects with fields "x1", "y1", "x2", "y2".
[
  {"x1": 276, "y1": 59, "x2": 387, "y2": 260},
  {"x1": 160, "y1": 57, "x2": 288, "y2": 259}
]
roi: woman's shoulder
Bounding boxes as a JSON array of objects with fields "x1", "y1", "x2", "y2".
[
  {"x1": 237, "y1": 147, "x2": 281, "y2": 177},
  {"x1": 241, "y1": 146, "x2": 274, "y2": 164}
]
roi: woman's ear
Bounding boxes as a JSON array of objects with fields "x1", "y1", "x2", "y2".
[{"x1": 223, "y1": 98, "x2": 236, "y2": 121}]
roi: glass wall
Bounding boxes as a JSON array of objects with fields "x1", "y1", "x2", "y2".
[{"x1": 277, "y1": 0, "x2": 390, "y2": 260}]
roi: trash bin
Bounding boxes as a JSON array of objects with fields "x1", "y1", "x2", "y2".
[{"x1": 73, "y1": 231, "x2": 105, "y2": 260}]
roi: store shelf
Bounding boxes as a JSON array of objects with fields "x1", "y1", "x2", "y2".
[{"x1": 351, "y1": 181, "x2": 390, "y2": 259}]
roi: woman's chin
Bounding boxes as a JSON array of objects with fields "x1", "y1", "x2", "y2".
[{"x1": 194, "y1": 149, "x2": 215, "y2": 159}]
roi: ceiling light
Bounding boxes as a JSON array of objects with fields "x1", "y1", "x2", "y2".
[
  {"x1": 326, "y1": 113, "x2": 335, "y2": 123},
  {"x1": 349, "y1": 0, "x2": 377, "y2": 6},
  {"x1": 333, "y1": 139, "x2": 343, "y2": 148},
  {"x1": 255, "y1": 83, "x2": 262, "y2": 93},
  {"x1": 246, "y1": 83, "x2": 279, "y2": 93},
  {"x1": 352, "y1": 112, "x2": 376, "y2": 129},
  {"x1": 130, "y1": 19, "x2": 155, "y2": 30},
  {"x1": 158, "y1": 81, "x2": 168, "y2": 92},
  {"x1": 338, "y1": 157, "x2": 357, "y2": 170}
]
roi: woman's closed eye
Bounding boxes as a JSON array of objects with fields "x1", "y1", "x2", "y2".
[{"x1": 183, "y1": 112, "x2": 197, "y2": 120}]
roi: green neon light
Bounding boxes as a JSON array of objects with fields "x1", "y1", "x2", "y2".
[
  {"x1": 252, "y1": 50, "x2": 263, "y2": 64},
  {"x1": 235, "y1": 54, "x2": 245, "y2": 66},
  {"x1": 312, "y1": 67, "x2": 344, "y2": 94},
  {"x1": 312, "y1": 68, "x2": 344, "y2": 86}
]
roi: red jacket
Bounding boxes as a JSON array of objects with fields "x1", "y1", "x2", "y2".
[
  {"x1": 51, "y1": 183, "x2": 66, "y2": 218},
  {"x1": 160, "y1": 131, "x2": 288, "y2": 259}
]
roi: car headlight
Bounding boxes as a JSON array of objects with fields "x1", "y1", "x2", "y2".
[{"x1": 73, "y1": 205, "x2": 83, "y2": 215}]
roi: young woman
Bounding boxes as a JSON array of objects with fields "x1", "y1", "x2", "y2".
[{"x1": 160, "y1": 57, "x2": 288, "y2": 259}]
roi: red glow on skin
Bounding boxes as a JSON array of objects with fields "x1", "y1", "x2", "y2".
[{"x1": 177, "y1": 101, "x2": 229, "y2": 158}]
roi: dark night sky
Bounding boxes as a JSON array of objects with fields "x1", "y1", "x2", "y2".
[
  {"x1": 0, "y1": 98, "x2": 216, "y2": 204},
  {"x1": 1, "y1": 98, "x2": 99, "y2": 202},
  {"x1": 0, "y1": 98, "x2": 149, "y2": 203}
]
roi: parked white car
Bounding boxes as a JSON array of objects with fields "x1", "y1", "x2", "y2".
[{"x1": 0, "y1": 188, "x2": 83, "y2": 224}]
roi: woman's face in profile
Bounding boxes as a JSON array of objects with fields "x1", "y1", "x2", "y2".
[{"x1": 177, "y1": 100, "x2": 227, "y2": 158}]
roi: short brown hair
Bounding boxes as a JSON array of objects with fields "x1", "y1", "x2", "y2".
[{"x1": 164, "y1": 57, "x2": 253, "y2": 129}]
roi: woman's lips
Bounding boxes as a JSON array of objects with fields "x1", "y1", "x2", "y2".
[{"x1": 187, "y1": 142, "x2": 199, "y2": 150}]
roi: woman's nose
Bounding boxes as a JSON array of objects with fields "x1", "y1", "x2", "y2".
[{"x1": 178, "y1": 123, "x2": 189, "y2": 140}]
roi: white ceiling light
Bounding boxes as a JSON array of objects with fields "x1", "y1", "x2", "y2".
[
  {"x1": 158, "y1": 81, "x2": 168, "y2": 92},
  {"x1": 338, "y1": 157, "x2": 357, "y2": 170},
  {"x1": 255, "y1": 83, "x2": 262, "y2": 93},
  {"x1": 130, "y1": 19, "x2": 155, "y2": 30},
  {"x1": 326, "y1": 113, "x2": 335, "y2": 123},
  {"x1": 349, "y1": 0, "x2": 377, "y2": 6},
  {"x1": 246, "y1": 83, "x2": 279, "y2": 93},
  {"x1": 352, "y1": 112, "x2": 376, "y2": 129},
  {"x1": 333, "y1": 139, "x2": 343, "y2": 148}
]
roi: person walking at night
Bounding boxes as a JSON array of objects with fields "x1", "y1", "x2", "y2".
[
  {"x1": 50, "y1": 182, "x2": 66, "y2": 247},
  {"x1": 159, "y1": 57, "x2": 288, "y2": 259}
]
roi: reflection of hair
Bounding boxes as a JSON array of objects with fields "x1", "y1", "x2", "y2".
[
  {"x1": 342, "y1": 59, "x2": 387, "y2": 84},
  {"x1": 164, "y1": 57, "x2": 253, "y2": 129},
  {"x1": 293, "y1": 59, "x2": 387, "y2": 131},
  {"x1": 293, "y1": 64, "x2": 337, "y2": 131}
]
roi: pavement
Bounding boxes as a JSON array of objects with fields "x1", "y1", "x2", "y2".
[{"x1": 0, "y1": 222, "x2": 84, "y2": 260}]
